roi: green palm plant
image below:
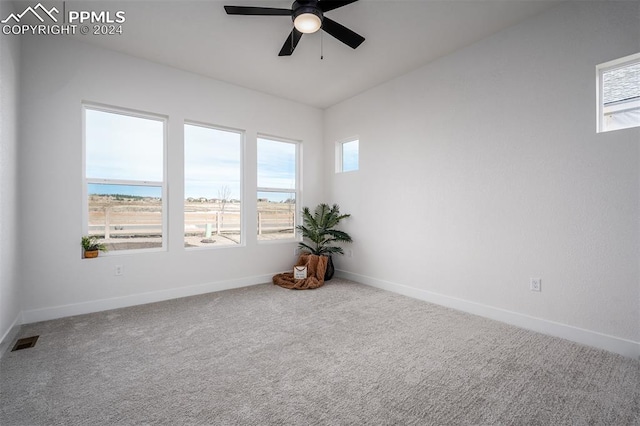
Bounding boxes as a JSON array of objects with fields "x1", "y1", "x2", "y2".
[{"x1": 297, "y1": 203, "x2": 352, "y2": 256}]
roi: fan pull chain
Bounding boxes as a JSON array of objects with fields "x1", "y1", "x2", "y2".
[{"x1": 321, "y1": 30, "x2": 324, "y2": 60}]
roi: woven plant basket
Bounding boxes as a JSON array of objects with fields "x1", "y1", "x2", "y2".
[{"x1": 84, "y1": 250, "x2": 99, "y2": 259}]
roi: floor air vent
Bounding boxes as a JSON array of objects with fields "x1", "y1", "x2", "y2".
[{"x1": 12, "y1": 336, "x2": 39, "y2": 351}]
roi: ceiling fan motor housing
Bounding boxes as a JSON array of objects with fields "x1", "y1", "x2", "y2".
[{"x1": 292, "y1": 1, "x2": 323, "y2": 24}]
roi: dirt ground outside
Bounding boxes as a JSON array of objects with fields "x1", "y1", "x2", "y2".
[{"x1": 88, "y1": 195, "x2": 297, "y2": 250}]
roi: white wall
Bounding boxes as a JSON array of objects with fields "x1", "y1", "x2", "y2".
[
  {"x1": 0, "y1": 1, "x2": 22, "y2": 350},
  {"x1": 325, "y1": 1, "x2": 640, "y2": 356},
  {"x1": 17, "y1": 35, "x2": 323, "y2": 321}
]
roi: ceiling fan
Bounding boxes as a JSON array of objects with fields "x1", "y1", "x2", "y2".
[{"x1": 224, "y1": 0, "x2": 365, "y2": 56}]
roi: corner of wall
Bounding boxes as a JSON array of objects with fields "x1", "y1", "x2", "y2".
[
  {"x1": 0, "y1": 312, "x2": 23, "y2": 359},
  {"x1": 0, "y1": 0, "x2": 23, "y2": 342}
]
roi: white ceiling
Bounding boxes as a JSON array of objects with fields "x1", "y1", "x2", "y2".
[{"x1": 59, "y1": 0, "x2": 560, "y2": 108}]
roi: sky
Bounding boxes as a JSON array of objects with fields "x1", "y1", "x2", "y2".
[
  {"x1": 184, "y1": 123, "x2": 241, "y2": 199},
  {"x1": 256, "y1": 137, "x2": 297, "y2": 202},
  {"x1": 86, "y1": 109, "x2": 298, "y2": 202},
  {"x1": 342, "y1": 140, "x2": 359, "y2": 172},
  {"x1": 85, "y1": 108, "x2": 164, "y2": 182},
  {"x1": 257, "y1": 137, "x2": 296, "y2": 190}
]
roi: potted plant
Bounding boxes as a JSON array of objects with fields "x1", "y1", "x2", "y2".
[
  {"x1": 81, "y1": 235, "x2": 107, "y2": 258},
  {"x1": 297, "y1": 203, "x2": 352, "y2": 281}
]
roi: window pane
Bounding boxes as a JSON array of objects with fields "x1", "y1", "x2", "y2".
[
  {"x1": 184, "y1": 124, "x2": 242, "y2": 248},
  {"x1": 603, "y1": 62, "x2": 640, "y2": 104},
  {"x1": 257, "y1": 138, "x2": 296, "y2": 190},
  {"x1": 87, "y1": 183, "x2": 162, "y2": 251},
  {"x1": 600, "y1": 58, "x2": 640, "y2": 132},
  {"x1": 604, "y1": 109, "x2": 640, "y2": 132},
  {"x1": 257, "y1": 192, "x2": 296, "y2": 241},
  {"x1": 86, "y1": 109, "x2": 164, "y2": 181},
  {"x1": 342, "y1": 140, "x2": 359, "y2": 172}
]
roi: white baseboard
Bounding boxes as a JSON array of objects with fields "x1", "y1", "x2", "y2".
[
  {"x1": 0, "y1": 312, "x2": 23, "y2": 358},
  {"x1": 21, "y1": 273, "x2": 275, "y2": 324},
  {"x1": 336, "y1": 270, "x2": 640, "y2": 360}
]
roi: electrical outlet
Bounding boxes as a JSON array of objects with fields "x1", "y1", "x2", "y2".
[
  {"x1": 115, "y1": 265, "x2": 123, "y2": 276},
  {"x1": 294, "y1": 247, "x2": 300, "y2": 257},
  {"x1": 530, "y1": 277, "x2": 541, "y2": 292},
  {"x1": 347, "y1": 249, "x2": 353, "y2": 258}
]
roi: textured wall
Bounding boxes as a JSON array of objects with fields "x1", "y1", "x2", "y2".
[
  {"x1": 325, "y1": 1, "x2": 640, "y2": 344},
  {"x1": 17, "y1": 36, "x2": 323, "y2": 316}
]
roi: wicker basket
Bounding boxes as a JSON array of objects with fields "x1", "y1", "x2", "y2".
[{"x1": 84, "y1": 250, "x2": 99, "y2": 259}]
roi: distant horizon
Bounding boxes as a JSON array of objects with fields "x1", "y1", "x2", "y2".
[
  {"x1": 88, "y1": 183, "x2": 161, "y2": 198},
  {"x1": 88, "y1": 185, "x2": 294, "y2": 203}
]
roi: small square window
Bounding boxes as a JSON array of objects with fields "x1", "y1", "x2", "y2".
[
  {"x1": 597, "y1": 53, "x2": 640, "y2": 133},
  {"x1": 336, "y1": 139, "x2": 359, "y2": 173}
]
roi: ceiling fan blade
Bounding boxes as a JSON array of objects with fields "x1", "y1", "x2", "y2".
[
  {"x1": 318, "y1": 0, "x2": 358, "y2": 13},
  {"x1": 224, "y1": 6, "x2": 291, "y2": 16},
  {"x1": 278, "y1": 28, "x2": 304, "y2": 56},
  {"x1": 321, "y1": 17, "x2": 365, "y2": 49}
]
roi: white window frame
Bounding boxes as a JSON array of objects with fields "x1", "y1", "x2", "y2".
[
  {"x1": 335, "y1": 137, "x2": 359, "y2": 173},
  {"x1": 183, "y1": 120, "x2": 245, "y2": 250},
  {"x1": 596, "y1": 52, "x2": 640, "y2": 133},
  {"x1": 256, "y1": 134, "x2": 301, "y2": 243},
  {"x1": 82, "y1": 103, "x2": 168, "y2": 254}
]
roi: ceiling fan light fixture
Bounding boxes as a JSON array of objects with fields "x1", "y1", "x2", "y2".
[
  {"x1": 293, "y1": 7, "x2": 322, "y2": 34},
  {"x1": 224, "y1": 1, "x2": 364, "y2": 56}
]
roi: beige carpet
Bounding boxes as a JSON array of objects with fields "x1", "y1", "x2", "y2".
[{"x1": 1, "y1": 279, "x2": 639, "y2": 425}]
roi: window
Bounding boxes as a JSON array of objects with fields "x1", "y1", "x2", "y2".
[
  {"x1": 184, "y1": 123, "x2": 243, "y2": 248},
  {"x1": 336, "y1": 138, "x2": 359, "y2": 173},
  {"x1": 84, "y1": 106, "x2": 166, "y2": 252},
  {"x1": 597, "y1": 53, "x2": 640, "y2": 132},
  {"x1": 257, "y1": 137, "x2": 299, "y2": 241}
]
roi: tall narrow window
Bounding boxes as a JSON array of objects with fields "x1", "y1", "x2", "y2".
[
  {"x1": 257, "y1": 137, "x2": 298, "y2": 241},
  {"x1": 184, "y1": 123, "x2": 243, "y2": 248},
  {"x1": 84, "y1": 106, "x2": 166, "y2": 252},
  {"x1": 597, "y1": 53, "x2": 640, "y2": 132},
  {"x1": 336, "y1": 138, "x2": 359, "y2": 173}
]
